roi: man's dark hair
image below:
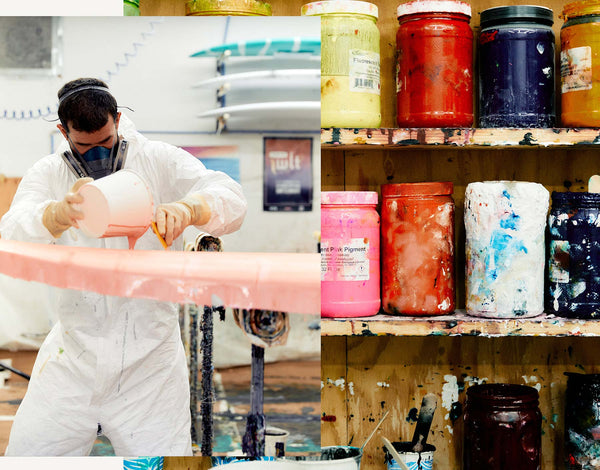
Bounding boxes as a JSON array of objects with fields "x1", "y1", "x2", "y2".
[{"x1": 57, "y1": 78, "x2": 118, "y2": 133}]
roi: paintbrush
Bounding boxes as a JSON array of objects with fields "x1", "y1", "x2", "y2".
[
  {"x1": 411, "y1": 393, "x2": 437, "y2": 453},
  {"x1": 151, "y1": 221, "x2": 168, "y2": 249},
  {"x1": 360, "y1": 410, "x2": 390, "y2": 452},
  {"x1": 381, "y1": 436, "x2": 410, "y2": 470}
]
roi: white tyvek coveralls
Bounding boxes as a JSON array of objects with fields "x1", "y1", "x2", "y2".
[{"x1": 0, "y1": 115, "x2": 247, "y2": 456}]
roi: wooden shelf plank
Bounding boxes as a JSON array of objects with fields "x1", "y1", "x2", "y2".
[
  {"x1": 321, "y1": 310, "x2": 600, "y2": 337},
  {"x1": 321, "y1": 127, "x2": 600, "y2": 148}
]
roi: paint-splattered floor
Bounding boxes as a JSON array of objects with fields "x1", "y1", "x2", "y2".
[{"x1": 0, "y1": 351, "x2": 320, "y2": 456}]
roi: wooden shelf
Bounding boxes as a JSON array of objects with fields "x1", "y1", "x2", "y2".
[
  {"x1": 321, "y1": 311, "x2": 600, "y2": 337},
  {"x1": 322, "y1": 127, "x2": 600, "y2": 148}
]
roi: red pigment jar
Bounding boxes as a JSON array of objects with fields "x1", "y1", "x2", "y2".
[
  {"x1": 381, "y1": 182, "x2": 455, "y2": 315},
  {"x1": 321, "y1": 191, "x2": 380, "y2": 318},
  {"x1": 396, "y1": 0, "x2": 473, "y2": 127}
]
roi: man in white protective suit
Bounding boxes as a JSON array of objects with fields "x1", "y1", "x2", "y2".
[{"x1": 0, "y1": 78, "x2": 247, "y2": 456}]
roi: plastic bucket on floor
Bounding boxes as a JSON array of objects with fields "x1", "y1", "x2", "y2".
[
  {"x1": 75, "y1": 169, "x2": 154, "y2": 239},
  {"x1": 265, "y1": 426, "x2": 290, "y2": 457}
]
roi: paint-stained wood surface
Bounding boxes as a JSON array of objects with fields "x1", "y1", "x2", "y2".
[
  {"x1": 322, "y1": 128, "x2": 600, "y2": 148},
  {"x1": 321, "y1": 336, "x2": 348, "y2": 447},
  {"x1": 0, "y1": 177, "x2": 20, "y2": 220},
  {"x1": 163, "y1": 457, "x2": 212, "y2": 470},
  {"x1": 321, "y1": 336, "x2": 600, "y2": 470},
  {"x1": 322, "y1": 312, "x2": 600, "y2": 337}
]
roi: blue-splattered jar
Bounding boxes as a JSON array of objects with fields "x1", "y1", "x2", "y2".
[
  {"x1": 465, "y1": 181, "x2": 549, "y2": 318},
  {"x1": 478, "y1": 5, "x2": 556, "y2": 128},
  {"x1": 548, "y1": 192, "x2": 600, "y2": 318},
  {"x1": 565, "y1": 373, "x2": 600, "y2": 469}
]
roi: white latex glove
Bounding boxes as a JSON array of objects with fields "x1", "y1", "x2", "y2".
[
  {"x1": 42, "y1": 177, "x2": 93, "y2": 238},
  {"x1": 155, "y1": 194, "x2": 211, "y2": 247}
]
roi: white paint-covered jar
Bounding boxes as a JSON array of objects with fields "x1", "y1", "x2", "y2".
[
  {"x1": 302, "y1": 1, "x2": 381, "y2": 128},
  {"x1": 464, "y1": 181, "x2": 549, "y2": 318}
]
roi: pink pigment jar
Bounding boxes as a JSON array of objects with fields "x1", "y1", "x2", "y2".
[{"x1": 321, "y1": 191, "x2": 380, "y2": 317}]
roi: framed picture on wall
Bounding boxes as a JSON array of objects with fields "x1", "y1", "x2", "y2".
[
  {"x1": 0, "y1": 17, "x2": 62, "y2": 76},
  {"x1": 263, "y1": 137, "x2": 313, "y2": 212}
]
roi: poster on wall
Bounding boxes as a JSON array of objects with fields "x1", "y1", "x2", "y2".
[
  {"x1": 182, "y1": 146, "x2": 240, "y2": 183},
  {"x1": 263, "y1": 137, "x2": 313, "y2": 212}
]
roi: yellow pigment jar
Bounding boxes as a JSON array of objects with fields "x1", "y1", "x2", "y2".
[
  {"x1": 561, "y1": 0, "x2": 600, "y2": 126},
  {"x1": 302, "y1": 1, "x2": 381, "y2": 128},
  {"x1": 186, "y1": 0, "x2": 272, "y2": 16}
]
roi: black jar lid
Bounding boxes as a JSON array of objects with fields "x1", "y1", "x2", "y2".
[
  {"x1": 552, "y1": 191, "x2": 600, "y2": 207},
  {"x1": 466, "y1": 383, "x2": 539, "y2": 407},
  {"x1": 565, "y1": 372, "x2": 600, "y2": 383},
  {"x1": 480, "y1": 5, "x2": 554, "y2": 27}
]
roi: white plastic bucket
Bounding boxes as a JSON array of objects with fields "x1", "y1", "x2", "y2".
[
  {"x1": 75, "y1": 169, "x2": 154, "y2": 239},
  {"x1": 265, "y1": 426, "x2": 290, "y2": 457},
  {"x1": 384, "y1": 442, "x2": 435, "y2": 470}
]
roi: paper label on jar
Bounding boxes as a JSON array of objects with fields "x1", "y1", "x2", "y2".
[
  {"x1": 561, "y1": 46, "x2": 592, "y2": 93},
  {"x1": 549, "y1": 240, "x2": 570, "y2": 283},
  {"x1": 321, "y1": 238, "x2": 370, "y2": 281},
  {"x1": 349, "y1": 49, "x2": 380, "y2": 95}
]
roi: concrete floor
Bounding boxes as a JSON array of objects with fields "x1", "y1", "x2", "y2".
[{"x1": 0, "y1": 350, "x2": 320, "y2": 456}]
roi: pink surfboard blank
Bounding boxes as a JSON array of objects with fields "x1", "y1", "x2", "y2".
[{"x1": 0, "y1": 239, "x2": 319, "y2": 314}]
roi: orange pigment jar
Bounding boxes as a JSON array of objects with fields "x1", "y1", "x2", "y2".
[
  {"x1": 561, "y1": 0, "x2": 600, "y2": 126},
  {"x1": 381, "y1": 182, "x2": 455, "y2": 316}
]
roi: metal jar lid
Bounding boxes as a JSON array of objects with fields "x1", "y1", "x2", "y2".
[
  {"x1": 397, "y1": 0, "x2": 471, "y2": 19},
  {"x1": 321, "y1": 191, "x2": 378, "y2": 205},
  {"x1": 562, "y1": 0, "x2": 600, "y2": 21},
  {"x1": 186, "y1": 0, "x2": 272, "y2": 16},
  {"x1": 480, "y1": 5, "x2": 554, "y2": 28},
  {"x1": 302, "y1": 1, "x2": 378, "y2": 19},
  {"x1": 382, "y1": 182, "x2": 454, "y2": 198}
]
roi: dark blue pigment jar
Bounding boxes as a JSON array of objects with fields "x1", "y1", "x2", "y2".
[
  {"x1": 564, "y1": 373, "x2": 600, "y2": 469},
  {"x1": 478, "y1": 5, "x2": 556, "y2": 128},
  {"x1": 548, "y1": 192, "x2": 600, "y2": 318}
]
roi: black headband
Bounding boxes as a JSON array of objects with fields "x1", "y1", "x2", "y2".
[{"x1": 58, "y1": 85, "x2": 112, "y2": 105}]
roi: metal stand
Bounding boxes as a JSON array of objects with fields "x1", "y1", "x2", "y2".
[
  {"x1": 200, "y1": 305, "x2": 214, "y2": 456},
  {"x1": 189, "y1": 305, "x2": 200, "y2": 446},
  {"x1": 242, "y1": 344, "x2": 266, "y2": 457},
  {"x1": 186, "y1": 234, "x2": 224, "y2": 455}
]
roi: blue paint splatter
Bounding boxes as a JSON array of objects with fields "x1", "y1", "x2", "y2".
[{"x1": 500, "y1": 212, "x2": 521, "y2": 230}]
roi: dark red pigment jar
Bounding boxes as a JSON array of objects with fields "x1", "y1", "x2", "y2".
[
  {"x1": 464, "y1": 383, "x2": 542, "y2": 470},
  {"x1": 396, "y1": 0, "x2": 474, "y2": 127}
]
